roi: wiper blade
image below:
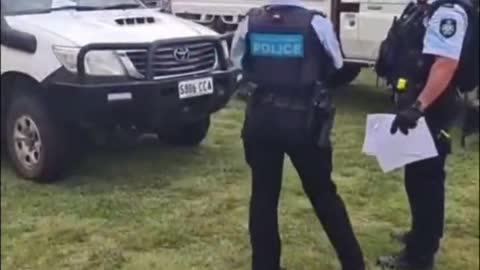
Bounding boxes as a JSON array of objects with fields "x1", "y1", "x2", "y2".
[
  {"x1": 45, "y1": 6, "x2": 97, "y2": 11},
  {"x1": 97, "y1": 4, "x2": 141, "y2": 10},
  {"x1": 48, "y1": 5, "x2": 99, "y2": 11}
]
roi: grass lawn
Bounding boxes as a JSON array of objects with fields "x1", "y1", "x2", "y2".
[{"x1": 1, "y1": 72, "x2": 478, "y2": 270}]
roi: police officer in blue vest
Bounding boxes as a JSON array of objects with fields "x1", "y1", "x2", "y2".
[
  {"x1": 231, "y1": 1, "x2": 365, "y2": 269},
  {"x1": 374, "y1": 0, "x2": 477, "y2": 268}
]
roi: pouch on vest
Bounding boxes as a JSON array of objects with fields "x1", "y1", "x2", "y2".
[{"x1": 375, "y1": 2, "x2": 428, "y2": 86}]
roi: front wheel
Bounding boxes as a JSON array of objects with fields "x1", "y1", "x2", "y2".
[
  {"x1": 158, "y1": 118, "x2": 211, "y2": 146},
  {"x1": 6, "y1": 93, "x2": 67, "y2": 182}
]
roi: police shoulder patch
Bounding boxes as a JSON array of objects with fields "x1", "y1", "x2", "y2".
[{"x1": 439, "y1": 18, "x2": 457, "y2": 38}]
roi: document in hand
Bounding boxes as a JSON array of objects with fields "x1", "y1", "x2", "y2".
[{"x1": 362, "y1": 114, "x2": 439, "y2": 173}]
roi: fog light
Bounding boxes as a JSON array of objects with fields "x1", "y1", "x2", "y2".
[{"x1": 236, "y1": 74, "x2": 243, "y2": 82}]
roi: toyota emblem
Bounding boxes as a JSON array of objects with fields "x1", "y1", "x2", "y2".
[{"x1": 173, "y1": 47, "x2": 190, "y2": 62}]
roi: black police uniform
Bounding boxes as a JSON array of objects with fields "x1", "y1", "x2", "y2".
[
  {"x1": 375, "y1": 0, "x2": 476, "y2": 268},
  {"x1": 240, "y1": 5, "x2": 365, "y2": 270}
]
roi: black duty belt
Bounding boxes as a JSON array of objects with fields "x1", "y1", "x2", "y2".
[{"x1": 256, "y1": 93, "x2": 310, "y2": 111}]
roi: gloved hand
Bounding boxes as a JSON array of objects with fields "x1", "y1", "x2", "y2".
[{"x1": 390, "y1": 105, "x2": 423, "y2": 135}]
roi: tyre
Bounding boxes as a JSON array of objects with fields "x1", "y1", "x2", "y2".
[
  {"x1": 328, "y1": 64, "x2": 362, "y2": 88},
  {"x1": 6, "y1": 92, "x2": 67, "y2": 182},
  {"x1": 158, "y1": 118, "x2": 210, "y2": 146},
  {"x1": 1, "y1": 88, "x2": 8, "y2": 149}
]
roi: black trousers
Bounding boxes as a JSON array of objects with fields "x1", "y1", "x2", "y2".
[
  {"x1": 242, "y1": 102, "x2": 364, "y2": 270},
  {"x1": 404, "y1": 131, "x2": 450, "y2": 266}
]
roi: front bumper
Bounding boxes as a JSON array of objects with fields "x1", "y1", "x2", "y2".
[
  {"x1": 45, "y1": 68, "x2": 238, "y2": 131},
  {"x1": 43, "y1": 34, "x2": 240, "y2": 131}
]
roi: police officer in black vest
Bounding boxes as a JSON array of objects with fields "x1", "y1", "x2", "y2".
[
  {"x1": 375, "y1": 0, "x2": 476, "y2": 269},
  {"x1": 230, "y1": 0, "x2": 365, "y2": 269}
]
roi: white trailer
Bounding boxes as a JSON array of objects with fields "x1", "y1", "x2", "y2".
[{"x1": 170, "y1": 0, "x2": 411, "y2": 85}]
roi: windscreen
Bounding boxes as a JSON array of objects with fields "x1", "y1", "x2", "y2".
[{"x1": 2, "y1": 0, "x2": 142, "y2": 15}]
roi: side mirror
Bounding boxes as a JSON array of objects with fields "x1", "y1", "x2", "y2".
[
  {"x1": 1, "y1": 14, "x2": 37, "y2": 53},
  {"x1": 1, "y1": 14, "x2": 9, "y2": 30},
  {"x1": 1, "y1": 15, "x2": 12, "y2": 43}
]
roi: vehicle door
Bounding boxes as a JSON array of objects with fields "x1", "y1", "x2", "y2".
[{"x1": 337, "y1": 0, "x2": 411, "y2": 63}]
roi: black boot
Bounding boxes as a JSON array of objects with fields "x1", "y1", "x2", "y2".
[{"x1": 377, "y1": 250, "x2": 434, "y2": 270}]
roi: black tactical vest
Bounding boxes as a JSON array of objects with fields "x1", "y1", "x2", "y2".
[
  {"x1": 243, "y1": 6, "x2": 331, "y2": 93},
  {"x1": 375, "y1": 1, "x2": 472, "y2": 128}
]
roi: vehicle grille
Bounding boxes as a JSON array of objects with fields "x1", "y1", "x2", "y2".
[{"x1": 125, "y1": 42, "x2": 217, "y2": 79}]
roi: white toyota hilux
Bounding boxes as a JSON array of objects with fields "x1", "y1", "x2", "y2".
[{"x1": 1, "y1": 0, "x2": 237, "y2": 182}]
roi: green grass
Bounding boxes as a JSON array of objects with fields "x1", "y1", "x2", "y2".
[{"x1": 1, "y1": 72, "x2": 479, "y2": 270}]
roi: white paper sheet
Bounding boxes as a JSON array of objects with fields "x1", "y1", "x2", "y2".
[
  {"x1": 362, "y1": 114, "x2": 439, "y2": 173},
  {"x1": 362, "y1": 114, "x2": 384, "y2": 156}
]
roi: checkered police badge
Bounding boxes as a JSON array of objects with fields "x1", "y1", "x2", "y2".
[{"x1": 440, "y1": 18, "x2": 457, "y2": 38}]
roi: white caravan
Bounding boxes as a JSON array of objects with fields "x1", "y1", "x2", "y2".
[{"x1": 168, "y1": 0, "x2": 412, "y2": 85}]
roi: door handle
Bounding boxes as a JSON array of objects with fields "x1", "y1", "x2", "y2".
[{"x1": 367, "y1": 5, "x2": 383, "y2": 10}]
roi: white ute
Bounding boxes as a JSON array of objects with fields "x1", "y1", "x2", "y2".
[
  {"x1": 1, "y1": 0, "x2": 238, "y2": 182},
  {"x1": 169, "y1": 0, "x2": 413, "y2": 86}
]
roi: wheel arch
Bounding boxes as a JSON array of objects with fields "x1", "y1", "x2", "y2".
[
  {"x1": 1, "y1": 71, "x2": 44, "y2": 109},
  {"x1": 1, "y1": 71, "x2": 45, "y2": 136}
]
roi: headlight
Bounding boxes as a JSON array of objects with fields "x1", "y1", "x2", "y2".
[
  {"x1": 52, "y1": 46, "x2": 79, "y2": 73},
  {"x1": 84, "y1": 51, "x2": 126, "y2": 76},
  {"x1": 53, "y1": 46, "x2": 126, "y2": 76}
]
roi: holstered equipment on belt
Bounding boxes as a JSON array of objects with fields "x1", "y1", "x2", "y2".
[{"x1": 310, "y1": 82, "x2": 335, "y2": 148}]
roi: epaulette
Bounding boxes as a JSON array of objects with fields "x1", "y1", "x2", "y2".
[{"x1": 428, "y1": 0, "x2": 473, "y2": 17}]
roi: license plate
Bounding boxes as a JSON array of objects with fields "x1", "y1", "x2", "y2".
[{"x1": 178, "y1": 77, "x2": 214, "y2": 99}]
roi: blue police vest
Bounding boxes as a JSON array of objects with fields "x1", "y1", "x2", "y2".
[{"x1": 243, "y1": 6, "x2": 331, "y2": 92}]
